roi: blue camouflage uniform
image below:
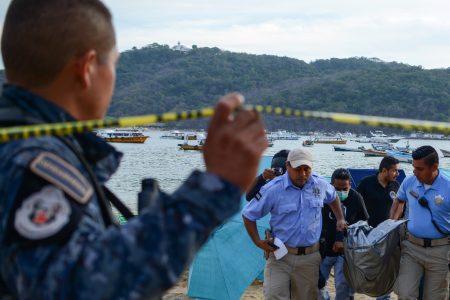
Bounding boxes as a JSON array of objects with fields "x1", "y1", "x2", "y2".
[
  {"x1": 0, "y1": 84, "x2": 241, "y2": 299},
  {"x1": 243, "y1": 172, "x2": 336, "y2": 247}
]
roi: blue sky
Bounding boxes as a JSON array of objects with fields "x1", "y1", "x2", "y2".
[{"x1": 2, "y1": 0, "x2": 450, "y2": 69}]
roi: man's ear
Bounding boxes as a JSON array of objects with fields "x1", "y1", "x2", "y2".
[
  {"x1": 75, "y1": 50, "x2": 97, "y2": 89},
  {"x1": 431, "y1": 163, "x2": 439, "y2": 172}
]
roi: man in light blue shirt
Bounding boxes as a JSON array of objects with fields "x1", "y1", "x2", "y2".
[
  {"x1": 390, "y1": 146, "x2": 450, "y2": 300},
  {"x1": 243, "y1": 148, "x2": 346, "y2": 299}
]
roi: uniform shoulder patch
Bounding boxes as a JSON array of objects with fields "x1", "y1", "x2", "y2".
[
  {"x1": 389, "y1": 191, "x2": 397, "y2": 200},
  {"x1": 29, "y1": 152, "x2": 93, "y2": 204},
  {"x1": 255, "y1": 192, "x2": 262, "y2": 200},
  {"x1": 15, "y1": 186, "x2": 71, "y2": 240}
]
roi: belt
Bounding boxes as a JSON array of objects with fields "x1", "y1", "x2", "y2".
[
  {"x1": 286, "y1": 243, "x2": 320, "y2": 255},
  {"x1": 407, "y1": 234, "x2": 450, "y2": 247}
]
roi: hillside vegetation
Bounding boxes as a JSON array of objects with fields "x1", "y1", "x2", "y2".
[{"x1": 2, "y1": 44, "x2": 450, "y2": 132}]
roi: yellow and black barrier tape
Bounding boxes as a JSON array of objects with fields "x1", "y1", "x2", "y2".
[{"x1": 0, "y1": 105, "x2": 449, "y2": 143}]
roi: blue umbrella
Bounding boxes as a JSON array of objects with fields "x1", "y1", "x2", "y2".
[{"x1": 187, "y1": 156, "x2": 271, "y2": 300}]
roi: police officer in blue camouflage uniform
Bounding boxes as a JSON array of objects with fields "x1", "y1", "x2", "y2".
[
  {"x1": 0, "y1": 1, "x2": 268, "y2": 299},
  {"x1": 243, "y1": 148, "x2": 346, "y2": 299},
  {"x1": 390, "y1": 146, "x2": 450, "y2": 300}
]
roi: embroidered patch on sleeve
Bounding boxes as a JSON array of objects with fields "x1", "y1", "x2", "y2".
[
  {"x1": 30, "y1": 152, "x2": 93, "y2": 204},
  {"x1": 389, "y1": 191, "x2": 397, "y2": 200},
  {"x1": 14, "y1": 186, "x2": 71, "y2": 240}
]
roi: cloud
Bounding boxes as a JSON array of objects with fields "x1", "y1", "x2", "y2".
[
  {"x1": 106, "y1": 0, "x2": 450, "y2": 68},
  {"x1": 2, "y1": 0, "x2": 450, "y2": 69},
  {"x1": 112, "y1": 5, "x2": 450, "y2": 68}
]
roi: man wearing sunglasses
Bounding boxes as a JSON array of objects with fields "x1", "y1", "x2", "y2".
[{"x1": 390, "y1": 146, "x2": 450, "y2": 300}]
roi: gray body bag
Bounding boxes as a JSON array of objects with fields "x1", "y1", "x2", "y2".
[{"x1": 343, "y1": 219, "x2": 407, "y2": 297}]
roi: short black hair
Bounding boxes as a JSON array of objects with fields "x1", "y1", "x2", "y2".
[
  {"x1": 412, "y1": 146, "x2": 439, "y2": 166},
  {"x1": 379, "y1": 156, "x2": 399, "y2": 172},
  {"x1": 331, "y1": 168, "x2": 350, "y2": 183},
  {"x1": 271, "y1": 149, "x2": 289, "y2": 171},
  {"x1": 2, "y1": 0, "x2": 115, "y2": 87}
]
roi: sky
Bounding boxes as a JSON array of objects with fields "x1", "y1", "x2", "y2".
[{"x1": 2, "y1": 0, "x2": 450, "y2": 69}]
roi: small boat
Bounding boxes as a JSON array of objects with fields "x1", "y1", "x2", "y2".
[
  {"x1": 268, "y1": 130, "x2": 300, "y2": 140},
  {"x1": 395, "y1": 141, "x2": 413, "y2": 153},
  {"x1": 369, "y1": 131, "x2": 402, "y2": 143},
  {"x1": 441, "y1": 149, "x2": 450, "y2": 157},
  {"x1": 302, "y1": 140, "x2": 314, "y2": 147},
  {"x1": 363, "y1": 149, "x2": 386, "y2": 157},
  {"x1": 370, "y1": 130, "x2": 387, "y2": 138},
  {"x1": 371, "y1": 143, "x2": 394, "y2": 151},
  {"x1": 313, "y1": 136, "x2": 347, "y2": 144},
  {"x1": 354, "y1": 136, "x2": 400, "y2": 143},
  {"x1": 160, "y1": 130, "x2": 185, "y2": 140},
  {"x1": 97, "y1": 128, "x2": 149, "y2": 143},
  {"x1": 178, "y1": 136, "x2": 204, "y2": 151},
  {"x1": 178, "y1": 143, "x2": 203, "y2": 151},
  {"x1": 386, "y1": 150, "x2": 413, "y2": 163},
  {"x1": 333, "y1": 145, "x2": 363, "y2": 152}
]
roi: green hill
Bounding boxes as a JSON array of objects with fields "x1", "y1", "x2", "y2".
[
  {"x1": 2, "y1": 44, "x2": 450, "y2": 132},
  {"x1": 112, "y1": 44, "x2": 450, "y2": 132}
]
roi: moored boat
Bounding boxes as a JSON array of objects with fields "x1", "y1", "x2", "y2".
[
  {"x1": 441, "y1": 149, "x2": 450, "y2": 157},
  {"x1": 97, "y1": 128, "x2": 149, "y2": 143},
  {"x1": 333, "y1": 145, "x2": 363, "y2": 152},
  {"x1": 268, "y1": 130, "x2": 300, "y2": 140},
  {"x1": 302, "y1": 140, "x2": 314, "y2": 147},
  {"x1": 160, "y1": 130, "x2": 185, "y2": 140},
  {"x1": 386, "y1": 150, "x2": 413, "y2": 163},
  {"x1": 371, "y1": 143, "x2": 394, "y2": 151},
  {"x1": 178, "y1": 143, "x2": 203, "y2": 151},
  {"x1": 363, "y1": 149, "x2": 386, "y2": 157},
  {"x1": 313, "y1": 136, "x2": 347, "y2": 144},
  {"x1": 178, "y1": 136, "x2": 205, "y2": 151}
]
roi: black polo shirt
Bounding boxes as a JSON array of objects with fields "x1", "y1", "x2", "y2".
[
  {"x1": 357, "y1": 173, "x2": 400, "y2": 228},
  {"x1": 322, "y1": 188, "x2": 369, "y2": 257}
]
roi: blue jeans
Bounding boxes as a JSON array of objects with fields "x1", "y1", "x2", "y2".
[{"x1": 319, "y1": 255, "x2": 354, "y2": 300}]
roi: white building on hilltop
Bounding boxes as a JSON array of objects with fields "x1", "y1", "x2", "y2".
[{"x1": 172, "y1": 41, "x2": 191, "y2": 53}]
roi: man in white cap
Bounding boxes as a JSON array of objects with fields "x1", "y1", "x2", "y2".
[{"x1": 243, "y1": 148, "x2": 346, "y2": 299}]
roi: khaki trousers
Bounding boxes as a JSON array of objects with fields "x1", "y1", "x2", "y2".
[
  {"x1": 397, "y1": 240, "x2": 449, "y2": 300},
  {"x1": 264, "y1": 251, "x2": 321, "y2": 300}
]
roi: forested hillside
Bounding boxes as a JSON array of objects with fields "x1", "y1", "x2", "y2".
[
  {"x1": 2, "y1": 44, "x2": 450, "y2": 132},
  {"x1": 113, "y1": 44, "x2": 450, "y2": 131}
]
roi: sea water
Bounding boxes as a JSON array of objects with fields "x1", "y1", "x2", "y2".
[{"x1": 106, "y1": 129, "x2": 450, "y2": 213}]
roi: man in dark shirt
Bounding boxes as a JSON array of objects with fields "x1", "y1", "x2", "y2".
[
  {"x1": 357, "y1": 156, "x2": 400, "y2": 228},
  {"x1": 320, "y1": 168, "x2": 369, "y2": 300},
  {"x1": 356, "y1": 156, "x2": 400, "y2": 300}
]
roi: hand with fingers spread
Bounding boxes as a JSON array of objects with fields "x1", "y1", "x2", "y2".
[{"x1": 204, "y1": 93, "x2": 268, "y2": 192}]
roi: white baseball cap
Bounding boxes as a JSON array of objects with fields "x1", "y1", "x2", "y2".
[{"x1": 287, "y1": 148, "x2": 313, "y2": 168}]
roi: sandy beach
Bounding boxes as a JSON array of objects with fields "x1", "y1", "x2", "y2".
[{"x1": 163, "y1": 270, "x2": 398, "y2": 300}]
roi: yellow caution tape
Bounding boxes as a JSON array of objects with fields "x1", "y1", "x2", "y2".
[{"x1": 0, "y1": 106, "x2": 449, "y2": 143}]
